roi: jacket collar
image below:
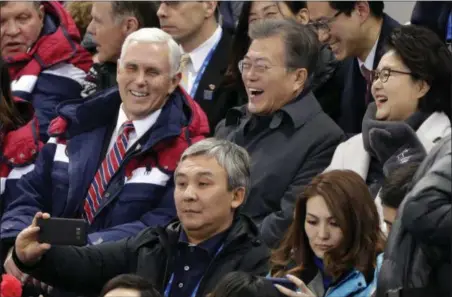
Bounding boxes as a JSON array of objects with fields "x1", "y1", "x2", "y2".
[
  {"x1": 225, "y1": 91, "x2": 322, "y2": 130},
  {"x1": 56, "y1": 86, "x2": 209, "y2": 148}
]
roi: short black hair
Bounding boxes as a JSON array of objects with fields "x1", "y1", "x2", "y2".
[
  {"x1": 385, "y1": 25, "x2": 452, "y2": 120},
  {"x1": 380, "y1": 163, "x2": 420, "y2": 209},
  {"x1": 99, "y1": 274, "x2": 161, "y2": 297},
  {"x1": 249, "y1": 18, "x2": 320, "y2": 76},
  {"x1": 111, "y1": 1, "x2": 160, "y2": 29},
  {"x1": 328, "y1": 1, "x2": 384, "y2": 18},
  {"x1": 209, "y1": 272, "x2": 282, "y2": 297}
]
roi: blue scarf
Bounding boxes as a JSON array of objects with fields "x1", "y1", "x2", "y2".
[{"x1": 313, "y1": 256, "x2": 333, "y2": 291}]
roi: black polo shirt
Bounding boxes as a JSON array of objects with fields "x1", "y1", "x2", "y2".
[{"x1": 164, "y1": 229, "x2": 228, "y2": 297}]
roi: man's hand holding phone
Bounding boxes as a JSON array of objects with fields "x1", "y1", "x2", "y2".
[
  {"x1": 273, "y1": 274, "x2": 316, "y2": 297},
  {"x1": 15, "y1": 212, "x2": 52, "y2": 266}
]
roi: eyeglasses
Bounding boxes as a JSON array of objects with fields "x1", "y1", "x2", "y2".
[
  {"x1": 308, "y1": 11, "x2": 342, "y2": 34},
  {"x1": 372, "y1": 68, "x2": 412, "y2": 83},
  {"x1": 238, "y1": 60, "x2": 273, "y2": 75}
]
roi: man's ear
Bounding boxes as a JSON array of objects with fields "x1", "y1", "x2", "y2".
[
  {"x1": 296, "y1": 8, "x2": 310, "y2": 25},
  {"x1": 231, "y1": 187, "x2": 246, "y2": 210},
  {"x1": 116, "y1": 60, "x2": 122, "y2": 83},
  {"x1": 203, "y1": 1, "x2": 218, "y2": 19},
  {"x1": 38, "y1": 5, "x2": 45, "y2": 22},
  {"x1": 168, "y1": 72, "x2": 182, "y2": 94},
  {"x1": 354, "y1": 1, "x2": 371, "y2": 23},
  {"x1": 293, "y1": 68, "x2": 308, "y2": 92},
  {"x1": 123, "y1": 16, "x2": 140, "y2": 35}
]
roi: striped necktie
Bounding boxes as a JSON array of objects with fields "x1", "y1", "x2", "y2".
[{"x1": 83, "y1": 121, "x2": 135, "y2": 223}]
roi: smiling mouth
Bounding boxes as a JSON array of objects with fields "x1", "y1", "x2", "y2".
[
  {"x1": 375, "y1": 96, "x2": 388, "y2": 105},
  {"x1": 130, "y1": 90, "x2": 149, "y2": 97},
  {"x1": 248, "y1": 88, "x2": 264, "y2": 98}
]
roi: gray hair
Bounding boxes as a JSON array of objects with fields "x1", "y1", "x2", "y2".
[
  {"x1": 249, "y1": 19, "x2": 320, "y2": 76},
  {"x1": 119, "y1": 28, "x2": 181, "y2": 76},
  {"x1": 179, "y1": 138, "x2": 251, "y2": 194}
]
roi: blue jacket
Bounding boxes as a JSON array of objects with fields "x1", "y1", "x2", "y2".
[
  {"x1": 1, "y1": 86, "x2": 209, "y2": 245},
  {"x1": 322, "y1": 254, "x2": 383, "y2": 297}
]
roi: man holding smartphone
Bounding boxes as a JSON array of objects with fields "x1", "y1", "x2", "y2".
[
  {"x1": 11, "y1": 139, "x2": 269, "y2": 297},
  {"x1": 2, "y1": 28, "x2": 209, "y2": 280}
]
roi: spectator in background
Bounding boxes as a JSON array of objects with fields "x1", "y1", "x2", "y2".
[
  {"x1": 157, "y1": 1, "x2": 233, "y2": 134},
  {"x1": 218, "y1": 1, "x2": 243, "y2": 33},
  {"x1": 0, "y1": 57, "x2": 43, "y2": 275},
  {"x1": 209, "y1": 272, "x2": 281, "y2": 297},
  {"x1": 1, "y1": 1, "x2": 92, "y2": 142},
  {"x1": 82, "y1": 1, "x2": 160, "y2": 97},
  {"x1": 216, "y1": 1, "x2": 344, "y2": 127},
  {"x1": 11, "y1": 139, "x2": 269, "y2": 297},
  {"x1": 380, "y1": 163, "x2": 420, "y2": 233},
  {"x1": 270, "y1": 170, "x2": 385, "y2": 297},
  {"x1": 307, "y1": 1, "x2": 400, "y2": 134},
  {"x1": 216, "y1": 19, "x2": 344, "y2": 247},
  {"x1": 377, "y1": 134, "x2": 451, "y2": 297},
  {"x1": 1, "y1": 28, "x2": 208, "y2": 285},
  {"x1": 100, "y1": 274, "x2": 161, "y2": 297},
  {"x1": 327, "y1": 25, "x2": 451, "y2": 201},
  {"x1": 410, "y1": 2, "x2": 452, "y2": 44},
  {"x1": 64, "y1": 1, "x2": 93, "y2": 38}
]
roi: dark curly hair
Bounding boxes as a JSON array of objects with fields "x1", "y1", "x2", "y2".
[{"x1": 386, "y1": 25, "x2": 452, "y2": 120}]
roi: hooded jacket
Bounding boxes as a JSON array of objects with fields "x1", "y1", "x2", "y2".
[
  {"x1": 377, "y1": 134, "x2": 451, "y2": 297},
  {"x1": 4, "y1": 1, "x2": 92, "y2": 142},
  {"x1": 1, "y1": 86, "x2": 209, "y2": 247},
  {"x1": 13, "y1": 215, "x2": 270, "y2": 297}
]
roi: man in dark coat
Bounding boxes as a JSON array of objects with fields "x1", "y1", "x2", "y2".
[
  {"x1": 11, "y1": 139, "x2": 270, "y2": 297},
  {"x1": 377, "y1": 134, "x2": 451, "y2": 297}
]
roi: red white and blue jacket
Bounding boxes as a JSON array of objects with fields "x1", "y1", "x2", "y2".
[
  {"x1": 4, "y1": 1, "x2": 92, "y2": 142},
  {"x1": 0, "y1": 103, "x2": 43, "y2": 225},
  {"x1": 1, "y1": 86, "x2": 209, "y2": 245}
]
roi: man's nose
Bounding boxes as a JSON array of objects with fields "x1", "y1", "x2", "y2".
[
  {"x1": 4, "y1": 20, "x2": 21, "y2": 36},
  {"x1": 157, "y1": 3, "x2": 167, "y2": 18},
  {"x1": 134, "y1": 71, "x2": 146, "y2": 85},
  {"x1": 182, "y1": 185, "x2": 197, "y2": 200},
  {"x1": 86, "y1": 20, "x2": 95, "y2": 36}
]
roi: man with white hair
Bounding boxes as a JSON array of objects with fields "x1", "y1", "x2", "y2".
[
  {"x1": 10, "y1": 138, "x2": 269, "y2": 297},
  {"x1": 1, "y1": 28, "x2": 210, "y2": 273}
]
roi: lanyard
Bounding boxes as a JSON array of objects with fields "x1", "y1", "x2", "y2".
[
  {"x1": 163, "y1": 243, "x2": 224, "y2": 297},
  {"x1": 189, "y1": 36, "x2": 221, "y2": 98}
]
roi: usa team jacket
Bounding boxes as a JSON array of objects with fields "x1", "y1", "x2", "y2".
[
  {"x1": 1, "y1": 86, "x2": 209, "y2": 245},
  {"x1": 5, "y1": 1, "x2": 92, "y2": 142}
]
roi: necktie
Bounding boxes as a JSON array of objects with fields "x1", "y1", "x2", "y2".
[
  {"x1": 361, "y1": 64, "x2": 373, "y2": 104},
  {"x1": 83, "y1": 121, "x2": 135, "y2": 223},
  {"x1": 180, "y1": 54, "x2": 191, "y2": 91}
]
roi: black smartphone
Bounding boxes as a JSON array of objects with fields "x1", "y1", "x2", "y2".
[
  {"x1": 37, "y1": 217, "x2": 88, "y2": 246},
  {"x1": 267, "y1": 277, "x2": 298, "y2": 292}
]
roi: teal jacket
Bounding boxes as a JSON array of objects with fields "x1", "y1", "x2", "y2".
[{"x1": 268, "y1": 254, "x2": 383, "y2": 297}]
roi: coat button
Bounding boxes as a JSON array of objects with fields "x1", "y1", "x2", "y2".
[
  {"x1": 178, "y1": 283, "x2": 183, "y2": 288},
  {"x1": 184, "y1": 266, "x2": 190, "y2": 271},
  {"x1": 20, "y1": 153, "x2": 25, "y2": 159},
  {"x1": 105, "y1": 193, "x2": 110, "y2": 198}
]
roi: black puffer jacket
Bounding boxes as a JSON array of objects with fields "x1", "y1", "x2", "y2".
[
  {"x1": 14, "y1": 214, "x2": 270, "y2": 297},
  {"x1": 377, "y1": 134, "x2": 451, "y2": 297}
]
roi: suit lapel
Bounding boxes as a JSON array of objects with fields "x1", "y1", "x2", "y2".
[{"x1": 193, "y1": 31, "x2": 232, "y2": 104}]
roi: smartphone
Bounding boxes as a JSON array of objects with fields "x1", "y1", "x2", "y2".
[
  {"x1": 267, "y1": 277, "x2": 298, "y2": 292},
  {"x1": 37, "y1": 217, "x2": 88, "y2": 246}
]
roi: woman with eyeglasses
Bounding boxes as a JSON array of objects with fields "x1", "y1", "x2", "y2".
[
  {"x1": 326, "y1": 24, "x2": 452, "y2": 232},
  {"x1": 212, "y1": 1, "x2": 344, "y2": 130},
  {"x1": 0, "y1": 57, "x2": 43, "y2": 276},
  {"x1": 269, "y1": 170, "x2": 385, "y2": 297}
]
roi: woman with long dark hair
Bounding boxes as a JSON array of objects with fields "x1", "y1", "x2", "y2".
[
  {"x1": 269, "y1": 170, "x2": 385, "y2": 297},
  {"x1": 0, "y1": 56, "x2": 42, "y2": 277}
]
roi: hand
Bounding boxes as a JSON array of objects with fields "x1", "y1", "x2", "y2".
[
  {"x1": 15, "y1": 212, "x2": 52, "y2": 266},
  {"x1": 4, "y1": 247, "x2": 28, "y2": 283},
  {"x1": 274, "y1": 274, "x2": 316, "y2": 297}
]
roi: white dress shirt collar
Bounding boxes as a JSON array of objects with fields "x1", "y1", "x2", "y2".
[{"x1": 358, "y1": 36, "x2": 379, "y2": 71}]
